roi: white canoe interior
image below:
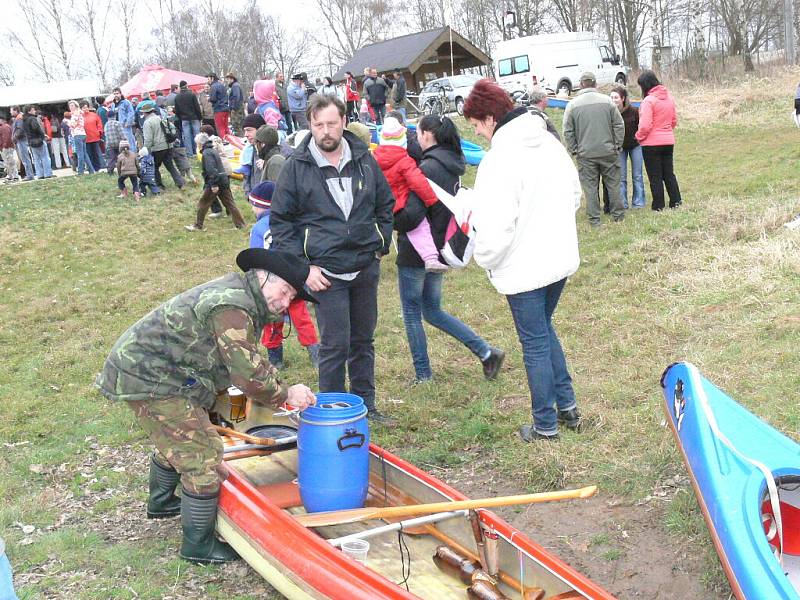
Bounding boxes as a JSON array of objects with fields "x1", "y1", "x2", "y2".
[
  {"x1": 763, "y1": 479, "x2": 800, "y2": 592},
  {"x1": 221, "y1": 447, "x2": 588, "y2": 600}
]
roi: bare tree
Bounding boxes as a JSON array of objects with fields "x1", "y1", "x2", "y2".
[
  {"x1": 266, "y1": 15, "x2": 310, "y2": 78},
  {"x1": 118, "y1": 1, "x2": 137, "y2": 83},
  {"x1": 550, "y1": 0, "x2": 596, "y2": 32},
  {"x1": 408, "y1": 0, "x2": 448, "y2": 29},
  {"x1": 71, "y1": 0, "x2": 113, "y2": 87},
  {"x1": 0, "y1": 63, "x2": 14, "y2": 86},
  {"x1": 5, "y1": 0, "x2": 75, "y2": 81},
  {"x1": 314, "y1": 0, "x2": 393, "y2": 64},
  {"x1": 597, "y1": 0, "x2": 650, "y2": 69}
]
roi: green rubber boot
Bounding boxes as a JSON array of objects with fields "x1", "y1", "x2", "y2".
[
  {"x1": 179, "y1": 490, "x2": 240, "y2": 564},
  {"x1": 146, "y1": 458, "x2": 182, "y2": 519}
]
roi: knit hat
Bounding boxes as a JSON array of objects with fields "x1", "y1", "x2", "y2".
[
  {"x1": 138, "y1": 147, "x2": 149, "y2": 157},
  {"x1": 346, "y1": 122, "x2": 371, "y2": 146},
  {"x1": 119, "y1": 140, "x2": 129, "y2": 151},
  {"x1": 379, "y1": 117, "x2": 406, "y2": 148},
  {"x1": 242, "y1": 113, "x2": 266, "y2": 130},
  {"x1": 255, "y1": 124, "x2": 279, "y2": 148},
  {"x1": 249, "y1": 181, "x2": 275, "y2": 209},
  {"x1": 195, "y1": 132, "x2": 210, "y2": 149},
  {"x1": 179, "y1": 80, "x2": 188, "y2": 89},
  {"x1": 138, "y1": 100, "x2": 156, "y2": 113}
]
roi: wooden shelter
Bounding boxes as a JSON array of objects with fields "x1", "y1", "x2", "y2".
[{"x1": 332, "y1": 27, "x2": 491, "y2": 93}]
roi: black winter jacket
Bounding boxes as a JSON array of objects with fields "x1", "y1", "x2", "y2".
[
  {"x1": 394, "y1": 144, "x2": 465, "y2": 268},
  {"x1": 200, "y1": 141, "x2": 230, "y2": 189},
  {"x1": 23, "y1": 115, "x2": 45, "y2": 147},
  {"x1": 174, "y1": 89, "x2": 203, "y2": 122},
  {"x1": 620, "y1": 104, "x2": 640, "y2": 150},
  {"x1": 271, "y1": 130, "x2": 395, "y2": 274}
]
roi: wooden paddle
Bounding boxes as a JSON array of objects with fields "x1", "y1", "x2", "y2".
[
  {"x1": 214, "y1": 425, "x2": 279, "y2": 446},
  {"x1": 295, "y1": 485, "x2": 597, "y2": 528}
]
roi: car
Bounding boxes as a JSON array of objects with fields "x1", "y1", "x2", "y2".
[{"x1": 418, "y1": 74, "x2": 481, "y2": 116}]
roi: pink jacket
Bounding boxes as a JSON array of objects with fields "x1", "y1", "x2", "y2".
[{"x1": 635, "y1": 85, "x2": 677, "y2": 146}]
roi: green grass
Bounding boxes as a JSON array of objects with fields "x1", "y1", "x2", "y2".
[{"x1": 1, "y1": 109, "x2": 799, "y2": 598}]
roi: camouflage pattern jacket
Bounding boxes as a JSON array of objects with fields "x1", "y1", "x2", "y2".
[{"x1": 95, "y1": 270, "x2": 286, "y2": 409}]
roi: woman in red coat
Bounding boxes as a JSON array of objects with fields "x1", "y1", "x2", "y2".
[
  {"x1": 344, "y1": 71, "x2": 360, "y2": 123},
  {"x1": 82, "y1": 101, "x2": 106, "y2": 172}
]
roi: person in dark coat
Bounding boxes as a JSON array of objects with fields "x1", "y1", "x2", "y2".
[
  {"x1": 610, "y1": 85, "x2": 645, "y2": 209},
  {"x1": 364, "y1": 68, "x2": 388, "y2": 125},
  {"x1": 174, "y1": 81, "x2": 203, "y2": 156},
  {"x1": 207, "y1": 73, "x2": 231, "y2": 138},
  {"x1": 226, "y1": 73, "x2": 244, "y2": 133},
  {"x1": 393, "y1": 114, "x2": 503, "y2": 384}
]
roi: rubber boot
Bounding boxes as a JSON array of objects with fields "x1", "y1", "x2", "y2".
[
  {"x1": 179, "y1": 490, "x2": 240, "y2": 564},
  {"x1": 146, "y1": 458, "x2": 182, "y2": 519},
  {"x1": 268, "y1": 345, "x2": 285, "y2": 370}
]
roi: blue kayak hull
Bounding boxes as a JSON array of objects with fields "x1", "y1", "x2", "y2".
[{"x1": 661, "y1": 362, "x2": 800, "y2": 599}]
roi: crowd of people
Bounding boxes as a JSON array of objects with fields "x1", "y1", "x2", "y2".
[{"x1": 3, "y1": 65, "x2": 678, "y2": 564}]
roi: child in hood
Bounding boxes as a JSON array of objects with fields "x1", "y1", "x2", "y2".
[
  {"x1": 374, "y1": 117, "x2": 447, "y2": 272},
  {"x1": 137, "y1": 147, "x2": 161, "y2": 196},
  {"x1": 247, "y1": 181, "x2": 319, "y2": 369},
  {"x1": 185, "y1": 132, "x2": 245, "y2": 231},
  {"x1": 116, "y1": 140, "x2": 140, "y2": 200},
  {"x1": 253, "y1": 79, "x2": 287, "y2": 135}
]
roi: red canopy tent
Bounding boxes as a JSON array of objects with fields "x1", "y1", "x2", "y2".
[{"x1": 120, "y1": 64, "x2": 206, "y2": 99}]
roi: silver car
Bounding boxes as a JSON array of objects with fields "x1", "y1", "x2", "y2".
[{"x1": 418, "y1": 74, "x2": 481, "y2": 116}]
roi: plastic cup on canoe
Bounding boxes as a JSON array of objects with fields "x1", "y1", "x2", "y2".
[{"x1": 340, "y1": 539, "x2": 369, "y2": 565}]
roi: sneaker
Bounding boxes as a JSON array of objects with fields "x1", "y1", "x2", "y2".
[
  {"x1": 519, "y1": 425, "x2": 559, "y2": 442},
  {"x1": 184, "y1": 224, "x2": 203, "y2": 231},
  {"x1": 424, "y1": 259, "x2": 449, "y2": 273},
  {"x1": 116, "y1": 192, "x2": 128, "y2": 199},
  {"x1": 481, "y1": 348, "x2": 505, "y2": 381},
  {"x1": 208, "y1": 211, "x2": 223, "y2": 219},
  {"x1": 367, "y1": 409, "x2": 397, "y2": 426},
  {"x1": 410, "y1": 376, "x2": 434, "y2": 386},
  {"x1": 557, "y1": 407, "x2": 582, "y2": 431}
]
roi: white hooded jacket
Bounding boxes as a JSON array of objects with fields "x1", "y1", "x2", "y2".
[{"x1": 469, "y1": 110, "x2": 582, "y2": 295}]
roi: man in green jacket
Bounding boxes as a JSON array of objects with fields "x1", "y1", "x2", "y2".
[
  {"x1": 562, "y1": 72, "x2": 625, "y2": 227},
  {"x1": 96, "y1": 249, "x2": 316, "y2": 564},
  {"x1": 140, "y1": 100, "x2": 186, "y2": 190}
]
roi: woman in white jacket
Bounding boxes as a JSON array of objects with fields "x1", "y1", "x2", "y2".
[{"x1": 462, "y1": 79, "x2": 583, "y2": 441}]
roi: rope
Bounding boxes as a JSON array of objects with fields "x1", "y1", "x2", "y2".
[
  {"x1": 396, "y1": 523, "x2": 411, "y2": 590},
  {"x1": 683, "y1": 362, "x2": 784, "y2": 568},
  {"x1": 509, "y1": 530, "x2": 525, "y2": 600}
]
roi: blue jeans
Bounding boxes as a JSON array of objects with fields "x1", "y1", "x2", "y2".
[
  {"x1": 73, "y1": 135, "x2": 95, "y2": 174},
  {"x1": 619, "y1": 145, "x2": 645, "y2": 208},
  {"x1": 506, "y1": 278, "x2": 576, "y2": 436},
  {"x1": 398, "y1": 266, "x2": 490, "y2": 380},
  {"x1": 30, "y1": 142, "x2": 52, "y2": 178},
  {"x1": 122, "y1": 126, "x2": 137, "y2": 152},
  {"x1": 181, "y1": 119, "x2": 201, "y2": 156},
  {"x1": 15, "y1": 140, "x2": 34, "y2": 179}
]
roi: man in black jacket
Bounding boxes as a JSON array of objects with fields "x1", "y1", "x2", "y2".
[
  {"x1": 22, "y1": 105, "x2": 52, "y2": 178},
  {"x1": 174, "y1": 81, "x2": 203, "y2": 156},
  {"x1": 271, "y1": 94, "x2": 395, "y2": 423},
  {"x1": 364, "y1": 68, "x2": 388, "y2": 125}
]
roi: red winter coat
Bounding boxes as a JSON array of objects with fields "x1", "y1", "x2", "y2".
[
  {"x1": 83, "y1": 110, "x2": 104, "y2": 143},
  {"x1": 345, "y1": 75, "x2": 360, "y2": 102},
  {"x1": 374, "y1": 145, "x2": 437, "y2": 213},
  {"x1": 635, "y1": 85, "x2": 677, "y2": 147}
]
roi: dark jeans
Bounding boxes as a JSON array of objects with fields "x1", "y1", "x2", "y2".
[
  {"x1": 346, "y1": 101, "x2": 357, "y2": 123},
  {"x1": 152, "y1": 148, "x2": 185, "y2": 188},
  {"x1": 506, "y1": 278, "x2": 577, "y2": 436},
  {"x1": 372, "y1": 103, "x2": 385, "y2": 125},
  {"x1": 106, "y1": 148, "x2": 119, "y2": 175},
  {"x1": 641, "y1": 144, "x2": 682, "y2": 210},
  {"x1": 86, "y1": 141, "x2": 105, "y2": 171},
  {"x1": 398, "y1": 266, "x2": 490, "y2": 380},
  {"x1": 118, "y1": 175, "x2": 140, "y2": 193},
  {"x1": 314, "y1": 260, "x2": 380, "y2": 409}
]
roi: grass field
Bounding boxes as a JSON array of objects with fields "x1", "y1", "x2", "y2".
[{"x1": 1, "y1": 95, "x2": 798, "y2": 599}]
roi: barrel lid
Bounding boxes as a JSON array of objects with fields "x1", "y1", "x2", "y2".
[{"x1": 301, "y1": 392, "x2": 367, "y2": 423}]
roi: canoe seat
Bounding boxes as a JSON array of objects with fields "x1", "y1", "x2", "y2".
[{"x1": 256, "y1": 481, "x2": 303, "y2": 509}]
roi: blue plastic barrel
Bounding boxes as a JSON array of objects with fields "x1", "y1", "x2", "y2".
[{"x1": 298, "y1": 393, "x2": 370, "y2": 513}]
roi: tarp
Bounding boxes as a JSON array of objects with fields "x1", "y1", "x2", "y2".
[
  {"x1": 120, "y1": 65, "x2": 206, "y2": 99},
  {"x1": 0, "y1": 78, "x2": 102, "y2": 108}
]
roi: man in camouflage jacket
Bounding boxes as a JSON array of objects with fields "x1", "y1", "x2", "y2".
[{"x1": 96, "y1": 249, "x2": 316, "y2": 564}]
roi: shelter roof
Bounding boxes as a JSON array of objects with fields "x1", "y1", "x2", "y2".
[
  {"x1": 120, "y1": 65, "x2": 206, "y2": 98},
  {"x1": 0, "y1": 79, "x2": 102, "y2": 108}
]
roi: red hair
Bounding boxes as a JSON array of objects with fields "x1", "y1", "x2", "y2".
[{"x1": 462, "y1": 79, "x2": 514, "y2": 122}]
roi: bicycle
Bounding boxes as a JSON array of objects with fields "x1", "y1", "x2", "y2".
[{"x1": 423, "y1": 87, "x2": 449, "y2": 117}]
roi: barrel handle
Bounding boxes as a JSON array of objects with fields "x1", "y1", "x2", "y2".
[{"x1": 337, "y1": 428, "x2": 366, "y2": 451}]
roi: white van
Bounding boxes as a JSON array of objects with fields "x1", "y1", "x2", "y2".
[{"x1": 493, "y1": 32, "x2": 629, "y2": 96}]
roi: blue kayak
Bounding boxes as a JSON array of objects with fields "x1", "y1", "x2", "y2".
[{"x1": 661, "y1": 362, "x2": 800, "y2": 599}]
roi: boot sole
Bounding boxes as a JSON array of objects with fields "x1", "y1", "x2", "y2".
[
  {"x1": 147, "y1": 510, "x2": 181, "y2": 519},
  {"x1": 179, "y1": 554, "x2": 240, "y2": 564}
]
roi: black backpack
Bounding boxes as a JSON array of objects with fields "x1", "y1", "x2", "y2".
[{"x1": 160, "y1": 118, "x2": 178, "y2": 144}]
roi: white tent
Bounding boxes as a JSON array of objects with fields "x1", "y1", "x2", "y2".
[{"x1": 0, "y1": 79, "x2": 102, "y2": 108}]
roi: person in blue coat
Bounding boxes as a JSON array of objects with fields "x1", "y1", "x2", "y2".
[
  {"x1": 207, "y1": 73, "x2": 231, "y2": 138},
  {"x1": 113, "y1": 88, "x2": 137, "y2": 151},
  {"x1": 287, "y1": 75, "x2": 309, "y2": 131}
]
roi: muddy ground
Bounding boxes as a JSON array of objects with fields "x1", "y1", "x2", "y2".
[{"x1": 13, "y1": 441, "x2": 729, "y2": 599}]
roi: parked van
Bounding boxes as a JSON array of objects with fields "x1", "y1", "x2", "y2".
[{"x1": 493, "y1": 32, "x2": 629, "y2": 96}]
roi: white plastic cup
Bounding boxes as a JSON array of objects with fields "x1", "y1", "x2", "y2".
[{"x1": 340, "y1": 539, "x2": 369, "y2": 565}]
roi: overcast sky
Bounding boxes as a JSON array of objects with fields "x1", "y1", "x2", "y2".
[{"x1": 2, "y1": 0, "x2": 315, "y2": 85}]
